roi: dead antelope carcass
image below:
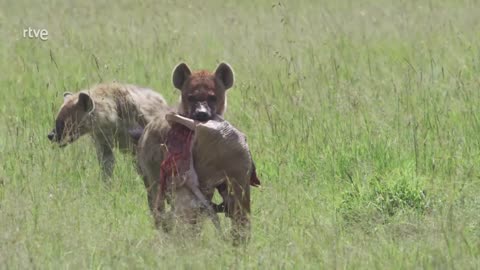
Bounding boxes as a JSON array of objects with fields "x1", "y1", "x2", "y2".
[
  {"x1": 162, "y1": 112, "x2": 258, "y2": 243},
  {"x1": 154, "y1": 121, "x2": 221, "y2": 233}
]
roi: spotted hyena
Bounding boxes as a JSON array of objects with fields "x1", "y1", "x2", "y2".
[
  {"x1": 135, "y1": 62, "x2": 235, "y2": 226},
  {"x1": 48, "y1": 82, "x2": 170, "y2": 178}
]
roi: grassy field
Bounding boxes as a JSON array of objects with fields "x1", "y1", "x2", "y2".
[{"x1": 1, "y1": 0, "x2": 480, "y2": 268}]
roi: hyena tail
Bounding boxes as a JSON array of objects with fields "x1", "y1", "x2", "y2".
[{"x1": 128, "y1": 126, "x2": 144, "y2": 144}]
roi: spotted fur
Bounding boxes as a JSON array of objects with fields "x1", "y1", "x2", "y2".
[{"x1": 48, "y1": 82, "x2": 170, "y2": 178}]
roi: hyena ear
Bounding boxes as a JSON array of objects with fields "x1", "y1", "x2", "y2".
[
  {"x1": 63, "y1": 92, "x2": 72, "y2": 101},
  {"x1": 172, "y1": 62, "x2": 192, "y2": 90},
  {"x1": 214, "y1": 62, "x2": 234, "y2": 90},
  {"x1": 78, "y1": 92, "x2": 95, "y2": 113}
]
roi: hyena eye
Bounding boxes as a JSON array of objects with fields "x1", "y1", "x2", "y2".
[
  {"x1": 187, "y1": 95, "x2": 196, "y2": 102},
  {"x1": 207, "y1": 95, "x2": 217, "y2": 102}
]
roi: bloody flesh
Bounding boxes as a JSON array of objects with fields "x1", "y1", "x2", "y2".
[
  {"x1": 159, "y1": 123, "x2": 194, "y2": 195},
  {"x1": 159, "y1": 123, "x2": 262, "y2": 197}
]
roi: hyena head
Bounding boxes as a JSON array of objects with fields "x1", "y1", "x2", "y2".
[
  {"x1": 172, "y1": 62, "x2": 234, "y2": 122},
  {"x1": 48, "y1": 92, "x2": 95, "y2": 146}
]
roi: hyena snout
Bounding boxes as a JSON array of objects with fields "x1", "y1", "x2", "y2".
[
  {"x1": 47, "y1": 130, "x2": 56, "y2": 141},
  {"x1": 192, "y1": 102, "x2": 212, "y2": 122},
  {"x1": 48, "y1": 120, "x2": 66, "y2": 143},
  {"x1": 47, "y1": 129, "x2": 64, "y2": 143}
]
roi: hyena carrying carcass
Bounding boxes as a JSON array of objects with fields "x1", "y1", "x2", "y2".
[
  {"x1": 48, "y1": 82, "x2": 170, "y2": 178},
  {"x1": 135, "y1": 62, "x2": 260, "y2": 243},
  {"x1": 135, "y1": 62, "x2": 234, "y2": 223}
]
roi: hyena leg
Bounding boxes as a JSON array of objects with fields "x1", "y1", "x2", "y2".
[
  {"x1": 216, "y1": 183, "x2": 229, "y2": 214},
  {"x1": 94, "y1": 142, "x2": 115, "y2": 179},
  {"x1": 141, "y1": 156, "x2": 171, "y2": 232},
  {"x1": 141, "y1": 175, "x2": 156, "y2": 213},
  {"x1": 153, "y1": 189, "x2": 170, "y2": 232},
  {"x1": 226, "y1": 179, "x2": 251, "y2": 245}
]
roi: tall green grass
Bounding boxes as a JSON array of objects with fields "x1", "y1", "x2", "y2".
[{"x1": 1, "y1": 0, "x2": 479, "y2": 268}]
